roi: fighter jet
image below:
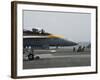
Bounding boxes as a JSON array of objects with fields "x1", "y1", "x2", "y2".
[
  {"x1": 23, "y1": 28, "x2": 77, "y2": 49},
  {"x1": 23, "y1": 28, "x2": 78, "y2": 60}
]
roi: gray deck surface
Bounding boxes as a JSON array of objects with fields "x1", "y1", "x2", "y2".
[{"x1": 23, "y1": 48, "x2": 90, "y2": 69}]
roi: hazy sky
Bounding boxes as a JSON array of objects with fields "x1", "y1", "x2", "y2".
[{"x1": 23, "y1": 10, "x2": 91, "y2": 42}]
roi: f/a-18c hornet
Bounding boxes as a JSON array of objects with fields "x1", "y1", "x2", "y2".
[{"x1": 23, "y1": 28, "x2": 78, "y2": 60}]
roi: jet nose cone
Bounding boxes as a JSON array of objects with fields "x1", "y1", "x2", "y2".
[
  {"x1": 72, "y1": 42, "x2": 78, "y2": 45},
  {"x1": 69, "y1": 41, "x2": 78, "y2": 46}
]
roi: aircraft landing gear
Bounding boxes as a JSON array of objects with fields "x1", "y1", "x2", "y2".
[
  {"x1": 28, "y1": 54, "x2": 34, "y2": 60},
  {"x1": 28, "y1": 54, "x2": 40, "y2": 60}
]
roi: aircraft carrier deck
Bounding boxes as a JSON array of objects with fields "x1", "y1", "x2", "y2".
[{"x1": 23, "y1": 48, "x2": 90, "y2": 69}]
